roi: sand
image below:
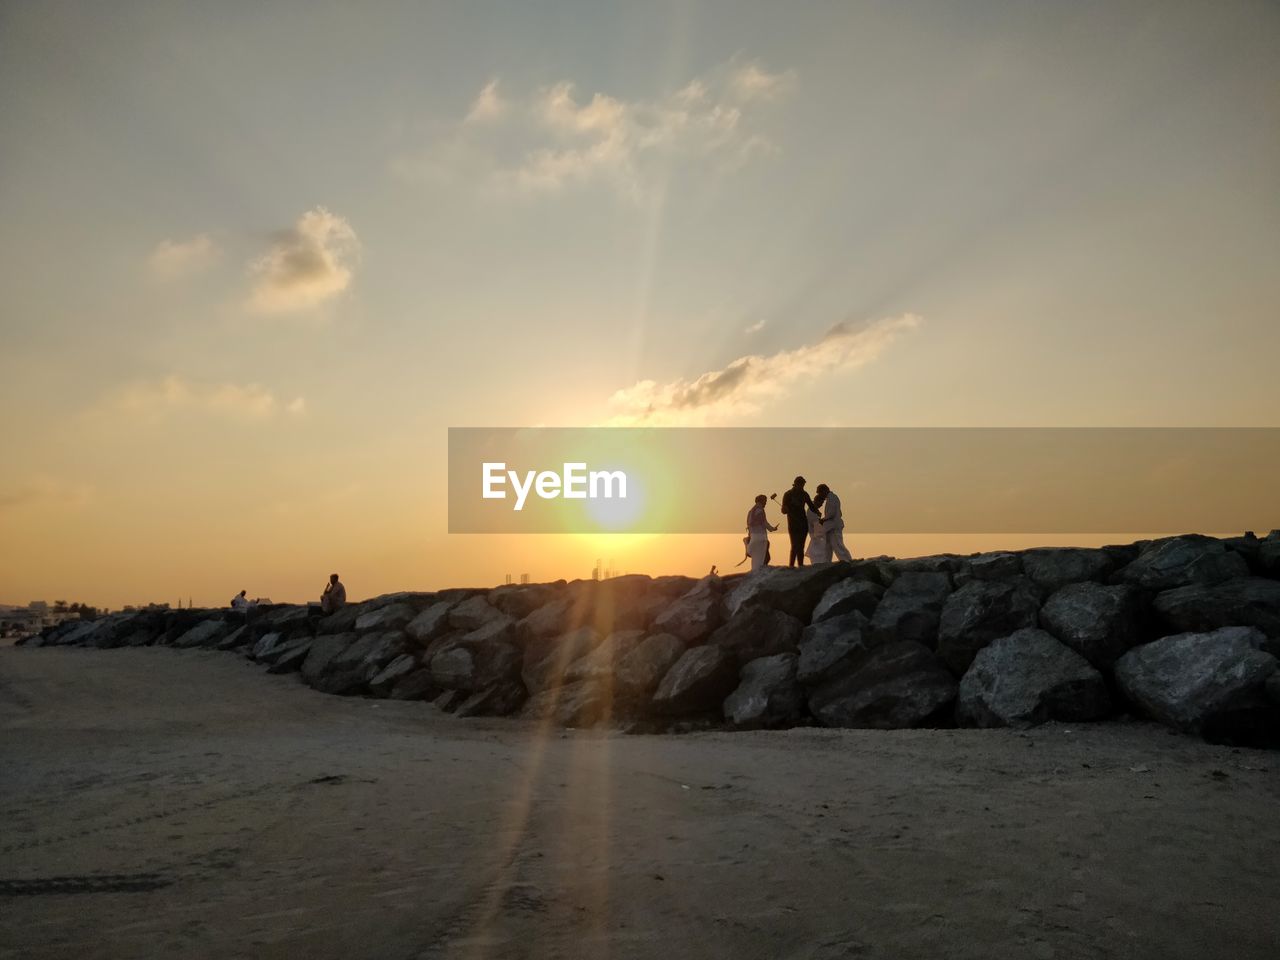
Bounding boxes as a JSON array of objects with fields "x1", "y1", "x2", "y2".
[{"x1": 1, "y1": 646, "x2": 1276, "y2": 960}]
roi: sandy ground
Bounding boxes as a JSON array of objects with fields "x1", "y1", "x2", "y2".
[{"x1": 1, "y1": 648, "x2": 1277, "y2": 960}]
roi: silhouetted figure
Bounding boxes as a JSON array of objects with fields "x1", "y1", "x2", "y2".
[
  {"x1": 815, "y1": 484, "x2": 854, "y2": 562},
  {"x1": 321, "y1": 573, "x2": 346, "y2": 614},
  {"x1": 805, "y1": 501, "x2": 830, "y2": 563},
  {"x1": 230, "y1": 589, "x2": 250, "y2": 610},
  {"x1": 745, "y1": 494, "x2": 779, "y2": 573},
  {"x1": 780, "y1": 475, "x2": 814, "y2": 567}
]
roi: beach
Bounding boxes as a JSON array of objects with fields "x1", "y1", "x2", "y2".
[{"x1": 2, "y1": 645, "x2": 1277, "y2": 960}]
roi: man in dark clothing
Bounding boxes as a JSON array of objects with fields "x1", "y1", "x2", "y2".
[{"x1": 779, "y1": 476, "x2": 814, "y2": 567}]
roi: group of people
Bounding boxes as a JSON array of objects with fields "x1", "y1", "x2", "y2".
[
  {"x1": 227, "y1": 574, "x2": 347, "y2": 613},
  {"x1": 744, "y1": 476, "x2": 853, "y2": 573}
]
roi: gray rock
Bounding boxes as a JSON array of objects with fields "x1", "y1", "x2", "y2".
[
  {"x1": 1040, "y1": 581, "x2": 1145, "y2": 667},
  {"x1": 316, "y1": 604, "x2": 363, "y2": 635},
  {"x1": 456, "y1": 615, "x2": 517, "y2": 647},
  {"x1": 489, "y1": 585, "x2": 555, "y2": 620},
  {"x1": 354, "y1": 602, "x2": 417, "y2": 633},
  {"x1": 1257, "y1": 541, "x2": 1280, "y2": 578},
  {"x1": 796, "y1": 612, "x2": 877, "y2": 686},
  {"x1": 266, "y1": 637, "x2": 313, "y2": 674},
  {"x1": 434, "y1": 689, "x2": 467, "y2": 713},
  {"x1": 388, "y1": 669, "x2": 438, "y2": 701},
  {"x1": 213, "y1": 625, "x2": 250, "y2": 651},
  {"x1": 430, "y1": 639, "x2": 521, "y2": 692},
  {"x1": 369, "y1": 654, "x2": 418, "y2": 696},
  {"x1": 651, "y1": 577, "x2": 724, "y2": 643},
  {"x1": 250, "y1": 631, "x2": 284, "y2": 662},
  {"x1": 173, "y1": 619, "x2": 230, "y2": 649},
  {"x1": 564, "y1": 630, "x2": 647, "y2": 685},
  {"x1": 868, "y1": 572, "x2": 953, "y2": 648},
  {"x1": 405, "y1": 601, "x2": 456, "y2": 646},
  {"x1": 518, "y1": 598, "x2": 572, "y2": 641},
  {"x1": 524, "y1": 679, "x2": 613, "y2": 727},
  {"x1": 652, "y1": 646, "x2": 738, "y2": 716},
  {"x1": 724, "y1": 565, "x2": 851, "y2": 622},
  {"x1": 724, "y1": 654, "x2": 803, "y2": 729},
  {"x1": 1021, "y1": 548, "x2": 1113, "y2": 592},
  {"x1": 808, "y1": 641, "x2": 956, "y2": 729},
  {"x1": 708, "y1": 607, "x2": 804, "y2": 665},
  {"x1": 301, "y1": 633, "x2": 356, "y2": 685},
  {"x1": 1113, "y1": 626, "x2": 1277, "y2": 731},
  {"x1": 522, "y1": 626, "x2": 602, "y2": 693},
  {"x1": 1117, "y1": 536, "x2": 1249, "y2": 591},
  {"x1": 958, "y1": 552, "x2": 1024, "y2": 584},
  {"x1": 615, "y1": 633, "x2": 686, "y2": 696},
  {"x1": 936, "y1": 578, "x2": 1041, "y2": 675},
  {"x1": 456, "y1": 681, "x2": 527, "y2": 718},
  {"x1": 956, "y1": 628, "x2": 1111, "y2": 728},
  {"x1": 1152, "y1": 577, "x2": 1280, "y2": 641},
  {"x1": 314, "y1": 631, "x2": 406, "y2": 694},
  {"x1": 448, "y1": 595, "x2": 506, "y2": 631},
  {"x1": 811, "y1": 579, "x2": 883, "y2": 624}
]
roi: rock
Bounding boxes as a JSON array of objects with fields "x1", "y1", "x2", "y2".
[
  {"x1": 434, "y1": 689, "x2": 467, "y2": 713},
  {"x1": 524, "y1": 680, "x2": 613, "y2": 726},
  {"x1": 448, "y1": 595, "x2": 507, "y2": 632},
  {"x1": 456, "y1": 615, "x2": 517, "y2": 647},
  {"x1": 1113, "y1": 626, "x2": 1278, "y2": 731},
  {"x1": 316, "y1": 604, "x2": 363, "y2": 635},
  {"x1": 935, "y1": 579, "x2": 1041, "y2": 675},
  {"x1": 724, "y1": 565, "x2": 851, "y2": 622},
  {"x1": 889, "y1": 555, "x2": 966, "y2": 576},
  {"x1": 1152, "y1": 578, "x2": 1280, "y2": 641},
  {"x1": 1039, "y1": 582, "x2": 1146, "y2": 667},
  {"x1": 173, "y1": 619, "x2": 231, "y2": 649},
  {"x1": 522, "y1": 626, "x2": 602, "y2": 693},
  {"x1": 456, "y1": 681, "x2": 527, "y2": 718},
  {"x1": 405, "y1": 601, "x2": 456, "y2": 645},
  {"x1": 576, "y1": 575, "x2": 669, "y2": 632},
  {"x1": 956, "y1": 628, "x2": 1111, "y2": 728},
  {"x1": 723, "y1": 654, "x2": 802, "y2": 729},
  {"x1": 1117, "y1": 535, "x2": 1249, "y2": 591},
  {"x1": 652, "y1": 646, "x2": 738, "y2": 716},
  {"x1": 314, "y1": 631, "x2": 406, "y2": 694},
  {"x1": 808, "y1": 641, "x2": 957, "y2": 729},
  {"x1": 266, "y1": 637, "x2": 313, "y2": 674},
  {"x1": 430, "y1": 639, "x2": 521, "y2": 692},
  {"x1": 301, "y1": 633, "x2": 356, "y2": 685},
  {"x1": 650, "y1": 577, "x2": 724, "y2": 643},
  {"x1": 868, "y1": 572, "x2": 952, "y2": 648},
  {"x1": 796, "y1": 612, "x2": 877, "y2": 686},
  {"x1": 1268, "y1": 673, "x2": 1280, "y2": 706},
  {"x1": 958, "y1": 552, "x2": 1024, "y2": 584},
  {"x1": 518, "y1": 598, "x2": 573, "y2": 641},
  {"x1": 354, "y1": 602, "x2": 417, "y2": 633},
  {"x1": 214, "y1": 625, "x2": 250, "y2": 651},
  {"x1": 253, "y1": 605, "x2": 313, "y2": 639},
  {"x1": 564, "y1": 630, "x2": 647, "y2": 685},
  {"x1": 1257, "y1": 540, "x2": 1280, "y2": 578},
  {"x1": 708, "y1": 607, "x2": 804, "y2": 665},
  {"x1": 615, "y1": 633, "x2": 685, "y2": 696},
  {"x1": 369, "y1": 653, "x2": 418, "y2": 696},
  {"x1": 811, "y1": 579, "x2": 884, "y2": 624},
  {"x1": 251, "y1": 631, "x2": 284, "y2": 662},
  {"x1": 489, "y1": 585, "x2": 554, "y2": 620},
  {"x1": 388, "y1": 669, "x2": 438, "y2": 701},
  {"x1": 1021, "y1": 548, "x2": 1113, "y2": 592}
]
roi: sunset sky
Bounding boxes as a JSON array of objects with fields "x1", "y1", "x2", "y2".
[{"x1": 2, "y1": 1, "x2": 1278, "y2": 608}]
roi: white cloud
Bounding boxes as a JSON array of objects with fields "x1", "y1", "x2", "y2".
[
  {"x1": 103, "y1": 376, "x2": 305, "y2": 422},
  {"x1": 147, "y1": 234, "x2": 220, "y2": 279},
  {"x1": 744, "y1": 318, "x2": 767, "y2": 335},
  {"x1": 397, "y1": 56, "x2": 797, "y2": 200},
  {"x1": 247, "y1": 207, "x2": 359, "y2": 314},
  {"x1": 607, "y1": 314, "x2": 921, "y2": 425}
]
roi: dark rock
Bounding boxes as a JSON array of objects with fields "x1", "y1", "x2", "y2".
[
  {"x1": 1152, "y1": 577, "x2": 1280, "y2": 641},
  {"x1": 1201, "y1": 704, "x2": 1280, "y2": 749},
  {"x1": 808, "y1": 641, "x2": 957, "y2": 729},
  {"x1": 1268, "y1": 673, "x2": 1280, "y2": 706},
  {"x1": 456, "y1": 615, "x2": 517, "y2": 647},
  {"x1": 615, "y1": 633, "x2": 685, "y2": 696},
  {"x1": 724, "y1": 654, "x2": 803, "y2": 728},
  {"x1": 301, "y1": 633, "x2": 356, "y2": 685},
  {"x1": 564, "y1": 630, "x2": 647, "y2": 685},
  {"x1": 430, "y1": 639, "x2": 521, "y2": 692},
  {"x1": 316, "y1": 604, "x2": 363, "y2": 635},
  {"x1": 254, "y1": 605, "x2": 313, "y2": 639},
  {"x1": 652, "y1": 646, "x2": 738, "y2": 716},
  {"x1": 518, "y1": 598, "x2": 573, "y2": 641},
  {"x1": 448, "y1": 595, "x2": 506, "y2": 631},
  {"x1": 173, "y1": 620, "x2": 231, "y2": 649},
  {"x1": 1040, "y1": 582, "x2": 1145, "y2": 667},
  {"x1": 868, "y1": 572, "x2": 952, "y2": 648},
  {"x1": 389, "y1": 668, "x2": 438, "y2": 700},
  {"x1": 355, "y1": 602, "x2": 417, "y2": 633},
  {"x1": 456, "y1": 681, "x2": 527, "y2": 718},
  {"x1": 404, "y1": 601, "x2": 456, "y2": 646},
  {"x1": 724, "y1": 565, "x2": 851, "y2": 622},
  {"x1": 266, "y1": 637, "x2": 313, "y2": 674},
  {"x1": 434, "y1": 689, "x2": 467, "y2": 713},
  {"x1": 251, "y1": 631, "x2": 284, "y2": 662},
  {"x1": 796, "y1": 612, "x2": 877, "y2": 686},
  {"x1": 956, "y1": 628, "x2": 1111, "y2": 728},
  {"x1": 524, "y1": 679, "x2": 613, "y2": 726},
  {"x1": 811, "y1": 579, "x2": 883, "y2": 624},
  {"x1": 708, "y1": 607, "x2": 804, "y2": 665},
  {"x1": 522, "y1": 626, "x2": 602, "y2": 693},
  {"x1": 936, "y1": 579, "x2": 1041, "y2": 675},
  {"x1": 889, "y1": 555, "x2": 967, "y2": 576},
  {"x1": 1021, "y1": 548, "x2": 1113, "y2": 592},
  {"x1": 1257, "y1": 541, "x2": 1280, "y2": 578},
  {"x1": 1113, "y1": 626, "x2": 1277, "y2": 731},
  {"x1": 489, "y1": 585, "x2": 555, "y2": 620},
  {"x1": 1117, "y1": 536, "x2": 1249, "y2": 591},
  {"x1": 214, "y1": 625, "x2": 249, "y2": 651},
  {"x1": 314, "y1": 631, "x2": 406, "y2": 694},
  {"x1": 650, "y1": 577, "x2": 724, "y2": 643},
  {"x1": 369, "y1": 654, "x2": 418, "y2": 696},
  {"x1": 957, "y1": 552, "x2": 1023, "y2": 584}
]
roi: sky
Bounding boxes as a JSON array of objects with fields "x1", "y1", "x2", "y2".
[{"x1": 1, "y1": 0, "x2": 1277, "y2": 608}]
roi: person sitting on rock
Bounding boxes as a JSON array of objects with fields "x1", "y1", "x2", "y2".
[
  {"x1": 230, "y1": 589, "x2": 251, "y2": 610},
  {"x1": 320, "y1": 573, "x2": 347, "y2": 614}
]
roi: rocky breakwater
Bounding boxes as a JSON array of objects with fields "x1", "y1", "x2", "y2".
[{"x1": 22, "y1": 532, "x2": 1280, "y2": 746}]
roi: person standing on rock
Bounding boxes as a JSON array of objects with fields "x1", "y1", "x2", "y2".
[
  {"x1": 320, "y1": 573, "x2": 346, "y2": 615},
  {"x1": 780, "y1": 476, "x2": 815, "y2": 567},
  {"x1": 746, "y1": 494, "x2": 779, "y2": 573},
  {"x1": 815, "y1": 484, "x2": 854, "y2": 562},
  {"x1": 805, "y1": 501, "x2": 830, "y2": 563}
]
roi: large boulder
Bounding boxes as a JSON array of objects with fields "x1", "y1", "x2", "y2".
[
  {"x1": 1039, "y1": 581, "x2": 1146, "y2": 667},
  {"x1": 563, "y1": 630, "x2": 647, "y2": 685},
  {"x1": 489, "y1": 585, "x2": 555, "y2": 620},
  {"x1": 455, "y1": 681, "x2": 527, "y2": 718},
  {"x1": 388, "y1": 669, "x2": 438, "y2": 701},
  {"x1": 448, "y1": 595, "x2": 507, "y2": 632},
  {"x1": 723, "y1": 654, "x2": 803, "y2": 729},
  {"x1": 1152, "y1": 578, "x2": 1280, "y2": 642},
  {"x1": 172, "y1": 619, "x2": 231, "y2": 649},
  {"x1": 522, "y1": 626, "x2": 603, "y2": 693},
  {"x1": 301, "y1": 633, "x2": 357, "y2": 685},
  {"x1": 266, "y1": 637, "x2": 313, "y2": 674},
  {"x1": 935, "y1": 579, "x2": 1041, "y2": 675},
  {"x1": 1117, "y1": 536, "x2": 1249, "y2": 591},
  {"x1": 316, "y1": 604, "x2": 363, "y2": 635},
  {"x1": 652, "y1": 646, "x2": 738, "y2": 716},
  {"x1": 405, "y1": 601, "x2": 456, "y2": 646},
  {"x1": 956, "y1": 628, "x2": 1111, "y2": 728},
  {"x1": 808, "y1": 641, "x2": 956, "y2": 729},
  {"x1": 518, "y1": 597, "x2": 573, "y2": 642},
  {"x1": 354, "y1": 602, "x2": 417, "y2": 634},
  {"x1": 524, "y1": 679, "x2": 613, "y2": 727},
  {"x1": 650, "y1": 577, "x2": 724, "y2": 643},
  {"x1": 1021, "y1": 548, "x2": 1113, "y2": 592},
  {"x1": 250, "y1": 631, "x2": 285, "y2": 662},
  {"x1": 614, "y1": 633, "x2": 685, "y2": 697},
  {"x1": 430, "y1": 639, "x2": 521, "y2": 692},
  {"x1": 369, "y1": 654, "x2": 419, "y2": 696},
  {"x1": 707, "y1": 607, "x2": 804, "y2": 665},
  {"x1": 957, "y1": 552, "x2": 1024, "y2": 584},
  {"x1": 868, "y1": 572, "x2": 952, "y2": 648},
  {"x1": 315, "y1": 631, "x2": 407, "y2": 694},
  {"x1": 253, "y1": 605, "x2": 313, "y2": 640},
  {"x1": 724, "y1": 565, "x2": 851, "y2": 622},
  {"x1": 1113, "y1": 626, "x2": 1277, "y2": 731},
  {"x1": 811, "y1": 579, "x2": 883, "y2": 624},
  {"x1": 796, "y1": 612, "x2": 877, "y2": 686}
]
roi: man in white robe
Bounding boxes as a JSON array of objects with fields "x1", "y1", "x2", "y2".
[{"x1": 815, "y1": 484, "x2": 854, "y2": 562}]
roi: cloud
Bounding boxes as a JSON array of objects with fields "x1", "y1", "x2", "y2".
[
  {"x1": 744, "y1": 318, "x2": 768, "y2": 335},
  {"x1": 606, "y1": 314, "x2": 921, "y2": 425},
  {"x1": 0, "y1": 476, "x2": 93, "y2": 515},
  {"x1": 102, "y1": 376, "x2": 306, "y2": 422},
  {"x1": 147, "y1": 234, "x2": 220, "y2": 279},
  {"x1": 247, "y1": 207, "x2": 359, "y2": 314},
  {"x1": 396, "y1": 56, "x2": 796, "y2": 200}
]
